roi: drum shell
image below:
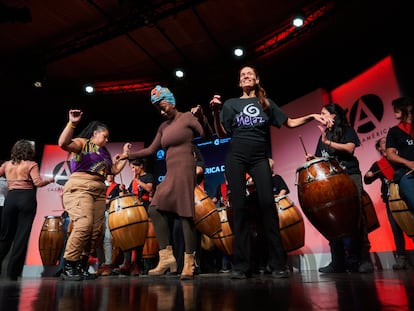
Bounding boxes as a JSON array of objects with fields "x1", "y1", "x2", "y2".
[
  {"x1": 39, "y1": 215, "x2": 64, "y2": 266},
  {"x1": 275, "y1": 195, "x2": 305, "y2": 252},
  {"x1": 194, "y1": 186, "x2": 222, "y2": 238},
  {"x1": 389, "y1": 182, "x2": 414, "y2": 237},
  {"x1": 296, "y1": 157, "x2": 360, "y2": 240},
  {"x1": 361, "y1": 190, "x2": 380, "y2": 233},
  {"x1": 211, "y1": 208, "x2": 234, "y2": 255},
  {"x1": 142, "y1": 218, "x2": 159, "y2": 259},
  {"x1": 108, "y1": 194, "x2": 148, "y2": 251}
]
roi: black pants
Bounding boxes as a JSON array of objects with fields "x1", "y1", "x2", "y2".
[
  {"x1": 225, "y1": 139, "x2": 286, "y2": 272},
  {"x1": 0, "y1": 189, "x2": 37, "y2": 278}
]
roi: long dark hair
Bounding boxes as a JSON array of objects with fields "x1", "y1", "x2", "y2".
[
  {"x1": 392, "y1": 96, "x2": 413, "y2": 136},
  {"x1": 77, "y1": 121, "x2": 109, "y2": 139},
  {"x1": 324, "y1": 103, "x2": 350, "y2": 143},
  {"x1": 240, "y1": 65, "x2": 270, "y2": 112}
]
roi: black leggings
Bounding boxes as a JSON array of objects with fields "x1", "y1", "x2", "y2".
[
  {"x1": 225, "y1": 139, "x2": 286, "y2": 272},
  {"x1": 148, "y1": 205, "x2": 197, "y2": 254}
]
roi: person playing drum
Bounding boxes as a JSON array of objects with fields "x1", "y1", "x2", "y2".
[
  {"x1": 364, "y1": 137, "x2": 412, "y2": 270},
  {"x1": 385, "y1": 97, "x2": 414, "y2": 227},
  {"x1": 306, "y1": 103, "x2": 374, "y2": 274}
]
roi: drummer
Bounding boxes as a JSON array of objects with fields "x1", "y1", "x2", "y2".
[
  {"x1": 269, "y1": 158, "x2": 290, "y2": 198},
  {"x1": 306, "y1": 103, "x2": 373, "y2": 274}
]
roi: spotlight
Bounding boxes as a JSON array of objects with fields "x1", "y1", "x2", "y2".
[
  {"x1": 174, "y1": 69, "x2": 185, "y2": 79},
  {"x1": 84, "y1": 84, "x2": 95, "y2": 94},
  {"x1": 233, "y1": 47, "x2": 245, "y2": 58},
  {"x1": 292, "y1": 12, "x2": 305, "y2": 27},
  {"x1": 33, "y1": 81, "x2": 42, "y2": 88}
]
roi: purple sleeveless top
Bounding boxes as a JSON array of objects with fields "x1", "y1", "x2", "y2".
[{"x1": 69, "y1": 139, "x2": 112, "y2": 178}]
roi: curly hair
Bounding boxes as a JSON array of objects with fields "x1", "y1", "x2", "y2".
[{"x1": 10, "y1": 140, "x2": 36, "y2": 163}]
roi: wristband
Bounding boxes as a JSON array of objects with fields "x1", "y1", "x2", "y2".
[{"x1": 67, "y1": 122, "x2": 76, "y2": 129}]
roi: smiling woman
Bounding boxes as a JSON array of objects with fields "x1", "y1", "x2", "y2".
[{"x1": 209, "y1": 65, "x2": 327, "y2": 280}]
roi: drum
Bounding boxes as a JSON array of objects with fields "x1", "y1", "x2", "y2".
[
  {"x1": 201, "y1": 234, "x2": 215, "y2": 251},
  {"x1": 296, "y1": 157, "x2": 360, "y2": 240},
  {"x1": 361, "y1": 190, "x2": 380, "y2": 233},
  {"x1": 38, "y1": 215, "x2": 65, "y2": 266},
  {"x1": 211, "y1": 208, "x2": 234, "y2": 255},
  {"x1": 142, "y1": 218, "x2": 159, "y2": 259},
  {"x1": 108, "y1": 194, "x2": 149, "y2": 251},
  {"x1": 275, "y1": 195, "x2": 305, "y2": 252},
  {"x1": 389, "y1": 182, "x2": 414, "y2": 237},
  {"x1": 194, "y1": 185, "x2": 222, "y2": 238}
]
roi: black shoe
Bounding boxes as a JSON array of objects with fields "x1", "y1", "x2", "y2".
[
  {"x1": 61, "y1": 260, "x2": 83, "y2": 281},
  {"x1": 271, "y1": 269, "x2": 289, "y2": 279},
  {"x1": 54, "y1": 269, "x2": 63, "y2": 277},
  {"x1": 318, "y1": 263, "x2": 346, "y2": 273},
  {"x1": 77, "y1": 257, "x2": 98, "y2": 280},
  {"x1": 230, "y1": 270, "x2": 250, "y2": 279},
  {"x1": 358, "y1": 262, "x2": 374, "y2": 273}
]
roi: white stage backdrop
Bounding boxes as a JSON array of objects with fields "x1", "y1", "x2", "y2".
[{"x1": 271, "y1": 55, "x2": 414, "y2": 257}]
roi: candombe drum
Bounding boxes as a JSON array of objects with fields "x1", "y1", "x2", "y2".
[
  {"x1": 296, "y1": 157, "x2": 360, "y2": 240},
  {"x1": 142, "y1": 218, "x2": 159, "y2": 259},
  {"x1": 194, "y1": 185, "x2": 222, "y2": 238},
  {"x1": 388, "y1": 182, "x2": 414, "y2": 237},
  {"x1": 211, "y1": 207, "x2": 234, "y2": 255},
  {"x1": 361, "y1": 190, "x2": 380, "y2": 233},
  {"x1": 108, "y1": 194, "x2": 148, "y2": 251},
  {"x1": 38, "y1": 215, "x2": 65, "y2": 266},
  {"x1": 274, "y1": 195, "x2": 305, "y2": 252}
]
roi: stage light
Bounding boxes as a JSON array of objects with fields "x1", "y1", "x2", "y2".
[
  {"x1": 175, "y1": 69, "x2": 185, "y2": 79},
  {"x1": 84, "y1": 84, "x2": 95, "y2": 94},
  {"x1": 292, "y1": 12, "x2": 305, "y2": 27},
  {"x1": 233, "y1": 47, "x2": 245, "y2": 58}
]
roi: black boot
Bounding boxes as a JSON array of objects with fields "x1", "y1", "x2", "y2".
[
  {"x1": 78, "y1": 256, "x2": 98, "y2": 280},
  {"x1": 61, "y1": 259, "x2": 83, "y2": 281}
]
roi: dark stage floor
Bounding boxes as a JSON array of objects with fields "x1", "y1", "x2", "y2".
[{"x1": 1, "y1": 269, "x2": 413, "y2": 311}]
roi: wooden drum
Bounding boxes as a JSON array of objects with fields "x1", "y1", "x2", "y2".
[
  {"x1": 296, "y1": 157, "x2": 360, "y2": 240},
  {"x1": 361, "y1": 190, "x2": 380, "y2": 233},
  {"x1": 39, "y1": 215, "x2": 65, "y2": 266},
  {"x1": 275, "y1": 195, "x2": 305, "y2": 252},
  {"x1": 108, "y1": 194, "x2": 148, "y2": 251},
  {"x1": 389, "y1": 182, "x2": 414, "y2": 237},
  {"x1": 211, "y1": 208, "x2": 234, "y2": 255},
  {"x1": 142, "y1": 218, "x2": 159, "y2": 259},
  {"x1": 194, "y1": 185, "x2": 222, "y2": 238}
]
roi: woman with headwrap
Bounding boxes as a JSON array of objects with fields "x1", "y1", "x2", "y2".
[{"x1": 125, "y1": 85, "x2": 213, "y2": 280}]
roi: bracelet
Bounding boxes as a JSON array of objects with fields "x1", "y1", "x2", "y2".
[
  {"x1": 67, "y1": 121, "x2": 76, "y2": 129},
  {"x1": 329, "y1": 140, "x2": 332, "y2": 146}
]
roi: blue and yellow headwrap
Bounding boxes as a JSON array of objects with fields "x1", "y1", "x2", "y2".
[{"x1": 150, "y1": 85, "x2": 176, "y2": 106}]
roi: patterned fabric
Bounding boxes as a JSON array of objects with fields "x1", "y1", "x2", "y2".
[
  {"x1": 69, "y1": 139, "x2": 112, "y2": 178},
  {"x1": 150, "y1": 85, "x2": 176, "y2": 106}
]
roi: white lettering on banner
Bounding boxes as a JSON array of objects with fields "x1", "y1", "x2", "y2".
[{"x1": 205, "y1": 165, "x2": 225, "y2": 175}]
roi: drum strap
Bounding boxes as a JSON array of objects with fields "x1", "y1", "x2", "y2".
[{"x1": 376, "y1": 156, "x2": 394, "y2": 181}]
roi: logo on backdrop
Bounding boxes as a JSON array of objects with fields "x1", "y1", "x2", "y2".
[
  {"x1": 349, "y1": 94, "x2": 388, "y2": 143},
  {"x1": 52, "y1": 161, "x2": 71, "y2": 186}
]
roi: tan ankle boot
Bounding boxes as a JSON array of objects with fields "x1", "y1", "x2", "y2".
[
  {"x1": 181, "y1": 252, "x2": 196, "y2": 280},
  {"x1": 148, "y1": 245, "x2": 177, "y2": 276}
]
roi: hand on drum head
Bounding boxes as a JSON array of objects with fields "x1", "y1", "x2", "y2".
[{"x1": 305, "y1": 154, "x2": 315, "y2": 161}]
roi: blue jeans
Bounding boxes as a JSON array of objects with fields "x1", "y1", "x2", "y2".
[{"x1": 399, "y1": 172, "x2": 414, "y2": 212}]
